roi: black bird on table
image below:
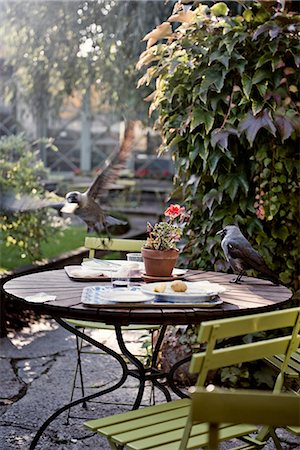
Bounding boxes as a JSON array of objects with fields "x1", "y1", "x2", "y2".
[
  {"x1": 217, "y1": 224, "x2": 279, "y2": 284},
  {"x1": 61, "y1": 171, "x2": 126, "y2": 234}
]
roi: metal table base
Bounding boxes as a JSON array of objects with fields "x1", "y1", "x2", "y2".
[{"x1": 29, "y1": 318, "x2": 189, "y2": 450}]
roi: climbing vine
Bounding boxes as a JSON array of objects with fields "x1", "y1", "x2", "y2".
[{"x1": 138, "y1": 1, "x2": 300, "y2": 289}]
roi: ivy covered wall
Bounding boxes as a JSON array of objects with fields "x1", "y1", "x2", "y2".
[{"x1": 138, "y1": 1, "x2": 300, "y2": 289}]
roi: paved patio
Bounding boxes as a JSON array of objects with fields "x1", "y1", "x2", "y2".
[{"x1": 0, "y1": 319, "x2": 298, "y2": 449}]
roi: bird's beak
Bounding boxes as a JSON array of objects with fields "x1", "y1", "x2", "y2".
[
  {"x1": 216, "y1": 229, "x2": 223, "y2": 235},
  {"x1": 60, "y1": 202, "x2": 78, "y2": 213}
]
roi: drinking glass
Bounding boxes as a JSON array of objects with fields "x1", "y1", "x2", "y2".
[
  {"x1": 126, "y1": 253, "x2": 143, "y2": 263},
  {"x1": 111, "y1": 269, "x2": 130, "y2": 289}
]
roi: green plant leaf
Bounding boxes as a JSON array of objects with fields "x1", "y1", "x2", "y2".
[
  {"x1": 203, "y1": 111, "x2": 215, "y2": 134},
  {"x1": 190, "y1": 108, "x2": 205, "y2": 131},
  {"x1": 252, "y1": 68, "x2": 270, "y2": 85},
  {"x1": 241, "y1": 74, "x2": 252, "y2": 100},
  {"x1": 208, "y1": 149, "x2": 223, "y2": 175},
  {"x1": 252, "y1": 98, "x2": 265, "y2": 115}
]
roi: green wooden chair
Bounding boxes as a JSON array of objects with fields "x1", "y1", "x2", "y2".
[
  {"x1": 84, "y1": 306, "x2": 300, "y2": 450},
  {"x1": 66, "y1": 237, "x2": 160, "y2": 412},
  {"x1": 264, "y1": 348, "x2": 300, "y2": 392},
  {"x1": 186, "y1": 386, "x2": 300, "y2": 450}
]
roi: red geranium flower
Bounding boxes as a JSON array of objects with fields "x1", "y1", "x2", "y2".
[
  {"x1": 144, "y1": 204, "x2": 189, "y2": 250},
  {"x1": 164, "y1": 204, "x2": 185, "y2": 219}
]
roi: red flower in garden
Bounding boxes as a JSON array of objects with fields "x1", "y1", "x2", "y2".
[
  {"x1": 164, "y1": 204, "x2": 185, "y2": 219},
  {"x1": 144, "y1": 204, "x2": 189, "y2": 251}
]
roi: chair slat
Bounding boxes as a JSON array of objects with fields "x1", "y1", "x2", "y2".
[
  {"x1": 198, "y1": 307, "x2": 300, "y2": 342},
  {"x1": 190, "y1": 336, "x2": 300, "y2": 374},
  {"x1": 190, "y1": 388, "x2": 300, "y2": 426},
  {"x1": 85, "y1": 237, "x2": 146, "y2": 253},
  {"x1": 85, "y1": 399, "x2": 190, "y2": 431},
  {"x1": 265, "y1": 353, "x2": 300, "y2": 377},
  {"x1": 101, "y1": 405, "x2": 190, "y2": 437},
  {"x1": 125, "y1": 423, "x2": 257, "y2": 450}
]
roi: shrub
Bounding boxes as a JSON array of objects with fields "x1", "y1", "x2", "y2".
[{"x1": 0, "y1": 134, "x2": 63, "y2": 263}]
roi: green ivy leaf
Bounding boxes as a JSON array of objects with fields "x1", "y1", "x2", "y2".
[
  {"x1": 203, "y1": 188, "x2": 223, "y2": 211},
  {"x1": 208, "y1": 149, "x2": 223, "y2": 175},
  {"x1": 252, "y1": 68, "x2": 270, "y2": 85},
  {"x1": 255, "y1": 53, "x2": 271, "y2": 69},
  {"x1": 203, "y1": 111, "x2": 215, "y2": 134},
  {"x1": 241, "y1": 74, "x2": 252, "y2": 100},
  {"x1": 225, "y1": 175, "x2": 240, "y2": 201},
  {"x1": 256, "y1": 83, "x2": 268, "y2": 98},
  {"x1": 243, "y1": 9, "x2": 253, "y2": 23},
  {"x1": 209, "y1": 50, "x2": 230, "y2": 69},
  {"x1": 190, "y1": 109, "x2": 205, "y2": 131}
]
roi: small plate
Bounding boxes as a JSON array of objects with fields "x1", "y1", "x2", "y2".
[
  {"x1": 141, "y1": 281, "x2": 226, "y2": 303},
  {"x1": 81, "y1": 286, "x2": 154, "y2": 305}
]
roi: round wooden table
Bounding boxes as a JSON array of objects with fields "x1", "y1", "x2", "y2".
[
  {"x1": 3, "y1": 268, "x2": 292, "y2": 325},
  {"x1": 3, "y1": 269, "x2": 293, "y2": 449}
]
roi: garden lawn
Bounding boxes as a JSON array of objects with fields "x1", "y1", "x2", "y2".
[{"x1": 0, "y1": 225, "x2": 87, "y2": 272}]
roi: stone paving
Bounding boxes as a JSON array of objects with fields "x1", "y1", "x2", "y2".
[{"x1": 0, "y1": 319, "x2": 299, "y2": 450}]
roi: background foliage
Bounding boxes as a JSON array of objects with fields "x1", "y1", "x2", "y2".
[
  {"x1": 0, "y1": 134, "x2": 64, "y2": 263},
  {"x1": 138, "y1": 0, "x2": 300, "y2": 289},
  {"x1": 0, "y1": 0, "x2": 173, "y2": 126}
]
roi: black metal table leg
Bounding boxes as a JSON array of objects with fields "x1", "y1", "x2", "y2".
[
  {"x1": 29, "y1": 320, "x2": 191, "y2": 449},
  {"x1": 29, "y1": 318, "x2": 129, "y2": 450}
]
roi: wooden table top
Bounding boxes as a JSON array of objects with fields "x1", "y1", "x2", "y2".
[{"x1": 3, "y1": 269, "x2": 293, "y2": 326}]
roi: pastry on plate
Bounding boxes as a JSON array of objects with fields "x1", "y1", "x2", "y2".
[{"x1": 171, "y1": 280, "x2": 188, "y2": 292}]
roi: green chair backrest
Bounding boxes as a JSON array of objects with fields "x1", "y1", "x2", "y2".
[
  {"x1": 190, "y1": 307, "x2": 300, "y2": 390},
  {"x1": 190, "y1": 387, "x2": 300, "y2": 450},
  {"x1": 179, "y1": 307, "x2": 300, "y2": 450},
  {"x1": 85, "y1": 237, "x2": 146, "y2": 259}
]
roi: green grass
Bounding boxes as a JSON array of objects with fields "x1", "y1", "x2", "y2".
[{"x1": 0, "y1": 225, "x2": 88, "y2": 272}]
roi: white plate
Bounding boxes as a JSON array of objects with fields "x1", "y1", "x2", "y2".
[
  {"x1": 141, "y1": 281, "x2": 226, "y2": 303},
  {"x1": 81, "y1": 259, "x2": 144, "y2": 274},
  {"x1": 81, "y1": 286, "x2": 154, "y2": 305}
]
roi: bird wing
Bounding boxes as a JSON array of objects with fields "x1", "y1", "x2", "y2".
[
  {"x1": 0, "y1": 191, "x2": 64, "y2": 213},
  {"x1": 86, "y1": 170, "x2": 107, "y2": 199},
  {"x1": 85, "y1": 151, "x2": 118, "y2": 199},
  {"x1": 226, "y1": 239, "x2": 265, "y2": 269}
]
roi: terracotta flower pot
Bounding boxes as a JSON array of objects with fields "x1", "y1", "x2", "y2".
[{"x1": 141, "y1": 248, "x2": 179, "y2": 277}]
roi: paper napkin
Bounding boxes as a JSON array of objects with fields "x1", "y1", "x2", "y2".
[{"x1": 24, "y1": 292, "x2": 57, "y2": 303}]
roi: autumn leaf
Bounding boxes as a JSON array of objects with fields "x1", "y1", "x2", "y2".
[
  {"x1": 143, "y1": 91, "x2": 156, "y2": 102},
  {"x1": 274, "y1": 114, "x2": 294, "y2": 141},
  {"x1": 136, "y1": 49, "x2": 157, "y2": 70},
  {"x1": 142, "y1": 22, "x2": 172, "y2": 49},
  {"x1": 239, "y1": 110, "x2": 276, "y2": 145},
  {"x1": 168, "y1": 10, "x2": 195, "y2": 24}
]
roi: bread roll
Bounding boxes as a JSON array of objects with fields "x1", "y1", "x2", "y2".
[
  {"x1": 171, "y1": 280, "x2": 187, "y2": 292},
  {"x1": 153, "y1": 283, "x2": 167, "y2": 293}
]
